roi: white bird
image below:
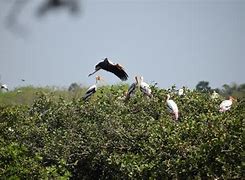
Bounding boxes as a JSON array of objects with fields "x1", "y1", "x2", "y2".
[
  {"x1": 166, "y1": 94, "x2": 179, "y2": 121},
  {"x1": 1, "y1": 84, "x2": 8, "y2": 91},
  {"x1": 177, "y1": 88, "x2": 184, "y2": 96},
  {"x1": 211, "y1": 90, "x2": 219, "y2": 99},
  {"x1": 138, "y1": 76, "x2": 153, "y2": 98},
  {"x1": 83, "y1": 76, "x2": 101, "y2": 100},
  {"x1": 219, "y1": 96, "x2": 235, "y2": 112}
]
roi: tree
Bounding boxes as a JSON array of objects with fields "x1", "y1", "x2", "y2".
[
  {"x1": 68, "y1": 83, "x2": 80, "y2": 92},
  {"x1": 196, "y1": 81, "x2": 211, "y2": 92}
]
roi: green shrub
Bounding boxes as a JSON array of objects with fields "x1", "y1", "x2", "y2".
[{"x1": 0, "y1": 85, "x2": 244, "y2": 179}]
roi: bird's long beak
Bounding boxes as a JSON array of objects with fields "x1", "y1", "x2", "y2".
[{"x1": 88, "y1": 69, "x2": 99, "y2": 77}]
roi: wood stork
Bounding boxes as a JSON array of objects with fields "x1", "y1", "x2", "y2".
[
  {"x1": 88, "y1": 58, "x2": 129, "y2": 81},
  {"x1": 83, "y1": 76, "x2": 101, "y2": 100},
  {"x1": 166, "y1": 94, "x2": 179, "y2": 121},
  {"x1": 219, "y1": 96, "x2": 235, "y2": 112},
  {"x1": 1, "y1": 84, "x2": 8, "y2": 91},
  {"x1": 138, "y1": 76, "x2": 153, "y2": 98}
]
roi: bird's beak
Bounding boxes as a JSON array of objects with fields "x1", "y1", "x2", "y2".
[{"x1": 88, "y1": 69, "x2": 99, "y2": 77}]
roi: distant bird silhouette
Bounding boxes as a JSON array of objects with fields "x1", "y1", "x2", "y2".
[
  {"x1": 1, "y1": 84, "x2": 9, "y2": 91},
  {"x1": 166, "y1": 94, "x2": 179, "y2": 121},
  {"x1": 37, "y1": 0, "x2": 80, "y2": 17},
  {"x1": 21, "y1": 79, "x2": 25, "y2": 82},
  {"x1": 83, "y1": 76, "x2": 102, "y2": 101},
  {"x1": 219, "y1": 96, "x2": 235, "y2": 112},
  {"x1": 88, "y1": 58, "x2": 128, "y2": 81}
]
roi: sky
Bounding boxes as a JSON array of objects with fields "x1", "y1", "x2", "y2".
[{"x1": 0, "y1": 0, "x2": 244, "y2": 90}]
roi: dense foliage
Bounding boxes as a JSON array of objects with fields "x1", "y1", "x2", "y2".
[{"x1": 0, "y1": 85, "x2": 244, "y2": 179}]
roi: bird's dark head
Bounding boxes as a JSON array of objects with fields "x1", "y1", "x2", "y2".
[{"x1": 95, "y1": 64, "x2": 102, "y2": 71}]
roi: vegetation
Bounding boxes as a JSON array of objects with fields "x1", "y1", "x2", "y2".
[{"x1": 0, "y1": 83, "x2": 244, "y2": 179}]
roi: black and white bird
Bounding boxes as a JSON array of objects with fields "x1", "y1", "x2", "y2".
[
  {"x1": 138, "y1": 76, "x2": 153, "y2": 98},
  {"x1": 88, "y1": 58, "x2": 128, "y2": 81},
  {"x1": 125, "y1": 76, "x2": 138, "y2": 100},
  {"x1": 83, "y1": 76, "x2": 101, "y2": 100},
  {"x1": 166, "y1": 94, "x2": 179, "y2": 121},
  {"x1": 1, "y1": 84, "x2": 8, "y2": 91},
  {"x1": 125, "y1": 76, "x2": 153, "y2": 100}
]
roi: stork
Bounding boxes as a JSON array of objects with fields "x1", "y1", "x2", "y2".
[
  {"x1": 125, "y1": 76, "x2": 138, "y2": 100},
  {"x1": 166, "y1": 94, "x2": 179, "y2": 121},
  {"x1": 219, "y1": 96, "x2": 235, "y2": 112},
  {"x1": 83, "y1": 76, "x2": 102, "y2": 100},
  {"x1": 138, "y1": 76, "x2": 153, "y2": 98},
  {"x1": 88, "y1": 58, "x2": 129, "y2": 81},
  {"x1": 1, "y1": 84, "x2": 8, "y2": 91}
]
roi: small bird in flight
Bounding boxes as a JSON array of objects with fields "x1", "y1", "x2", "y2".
[{"x1": 88, "y1": 58, "x2": 129, "y2": 81}]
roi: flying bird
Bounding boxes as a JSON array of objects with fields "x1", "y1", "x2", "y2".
[
  {"x1": 37, "y1": 0, "x2": 80, "y2": 17},
  {"x1": 166, "y1": 94, "x2": 179, "y2": 121},
  {"x1": 1, "y1": 84, "x2": 9, "y2": 91},
  {"x1": 138, "y1": 76, "x2": 153, "y2": 98},
  {"x1": 219, "y1": 96, "x2": 235, "y2": 112},
  {"x1": 88, "y1": 58, "x2": 128, "y2": 81},
  {"x1": 83, "y1": 76, "x2": 102, "y2": 101}
]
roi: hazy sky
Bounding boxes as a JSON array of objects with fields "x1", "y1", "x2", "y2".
[{"x1": 0, "y1": 0, "x2": 244, "y2": 90}]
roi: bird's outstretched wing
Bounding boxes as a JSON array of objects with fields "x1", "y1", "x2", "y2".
[{"x1": 109, "y1": 64, "x2": 128, "y2": 81}]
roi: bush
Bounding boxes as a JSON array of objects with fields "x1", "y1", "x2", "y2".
[{"x1": 0, "y1": 85, "x2": 244, "y2": 179}]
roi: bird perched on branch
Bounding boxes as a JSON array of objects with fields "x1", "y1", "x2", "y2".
[
  {"x1": 166, "y1": 94, "x2": 179, "y2": 121},
  {"x1": 1, "y1": 84, "x2": 9, "y2": 91},
  {"x1": 83, "y1": 76, "x2": 102, "y2": 101},
  {"x1": 88, "y1": 58, "x2": 128, "y2": 81},
  {"x1": 125, "y1": 76, "x2": 153, "y2": 100},
  {"x1": 219, "y1": 96, "x2": 236, "y2": 112},
  {"x1": 138, "y1": 76, "x2": 153, "y2": 98},
  {"x1": 125, "y1": 76, "x2": 138, "y2": 100}
]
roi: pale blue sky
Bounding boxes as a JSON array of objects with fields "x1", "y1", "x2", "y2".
[{"x1": 0, "y1": 0, "x2": 244, "y2": 90}]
